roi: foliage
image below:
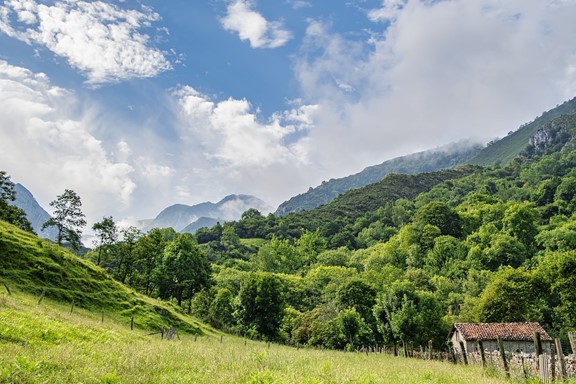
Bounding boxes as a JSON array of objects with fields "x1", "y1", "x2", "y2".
[
  {"x1": 42, "y1": 189, "x2": 86, "y2": 250},
  {"x1": 0, "y1": 221, "x2": 204, "y2": 333},
  {"x1": 236, "y1": 273, "x2": 285, "y2": 340},
  {"x1": 0, "y1": 170, "x2": 33, "y2": 233}
]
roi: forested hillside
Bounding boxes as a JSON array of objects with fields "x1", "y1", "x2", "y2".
[
  {"x1": 3, "y1": 101, "x2": 576, "y2": 354},
  {"x1": 276, "y1": 142, "x2": 481, "y2": 215}
]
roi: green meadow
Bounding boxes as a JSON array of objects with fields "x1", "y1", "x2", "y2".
[{"x1": 0, "y1": 289, "x2": 510, "y2": 384}]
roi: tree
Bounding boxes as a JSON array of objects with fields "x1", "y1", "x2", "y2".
[
  {"x1": 157, "y1": 233, "x2": 211, "y2": 308},
  {"x1": 0, "y1": 171, "x2": 33, "y2": 232},
  {"x1": 414, "y1": 201, "x2": 462, "y2": 238},
  {"x1": 42, "y1": 189, "x2": 86, "y2": 250},
  {"x1": 92, "y1": 216, "x2": 118, "y2": 266},
  {"x1": 502, "y1": 201, "x2": 540, "y2": 255},
  {"x1": 236, "y1": 272, "x2": 285, "y2": 340},
  {"x1": 132, "y1": 228, "x2": 169, "y2": 296},
  {"x1": 476, "y1": 267, "x2": 543, "y2": 323},
  {"x1": 115, "y1": 226, "x2": 141, "y2": 283}
]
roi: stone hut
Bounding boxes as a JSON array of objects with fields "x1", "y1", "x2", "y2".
[{"x1": 449, "y1": 322, "x2": 553, "y2": 358}]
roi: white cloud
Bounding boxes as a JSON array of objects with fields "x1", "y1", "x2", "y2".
[
  {"x1": 368, "y1": 0, "x2": 408, "y2": 22},
  {"x1": 165, "y1": 86, "x2": 321, "y2": 209},
  {"x1": 0, "y1": 60, "x2": 136, "y2": 225},
  {"x1": 294, "y1": 0, "x2": 576, "y2": 173},
  {"x1": 288, "y1": 1, "x2": 312, "y2": 10},
  {"x1": 221, "y1": 0, "x2": 292, "y2": 49},
  {"x1": 0, "y1": 0, "x2": 171, "y2": 84},
  {"x1": 175, "y1": 86, "x2": 311, "y2": 168}
]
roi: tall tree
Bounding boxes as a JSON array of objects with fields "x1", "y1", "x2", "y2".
[
  {"x1": 42, "y1": 189, "x2": 86, "y2": 250},
  {"x1": 116, "y1": 226, "x2": 142, "y2": 284},
  {"x1": 157, "y1": 233, "x2": 211, "y2": 308},
  {"x1": 237, "y1": 272, "x2": 285, "y2": 340},
  {"x1": 0, "y1": 171, "x2": 33, "y2": 232},
  {"x1": 92, "y1": 216, "x2": 118, "y2": 266}
]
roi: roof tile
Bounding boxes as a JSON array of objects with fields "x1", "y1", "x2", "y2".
[{"x1": 452, "y1": 322, "x2": 552, "y2": 341}]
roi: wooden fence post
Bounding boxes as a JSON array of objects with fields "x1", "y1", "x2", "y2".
[
  {"x1": 477, "y1": 341, "x2": 486, "y2": 367},
  {"x1": 550, "y1": 343, "x2": 556, "y2": 381},
  {"x1": 539, "y1": 353, "x2": 550, "y2": 384},
  {"x1": 70, "y1": 300, "x2": 75, "y2": 314},
  {"x1": 428, "y1": 340, "x2": 433, "y2": 360},
  {"x1": 497, "y1": 337, "x2": 510, "y2": 379},
  {"x1": 555, "y1": 338, "x2": 566, "y2": 380},
  {"x1": 130, "y1": 316, "x2": 134, "y2": 330},
  {"x1": 2, "y1": 282, "x2": 11, "y2": 296},
  {"x1": 101, "y1": 309, "x2": 104, "y2": 323},
  {"x1": 534, "y1": 332, "x2": 542, "y2": 370},
  {"x1": 568, "y1": 332, "x2": 576, "y2": 357}
]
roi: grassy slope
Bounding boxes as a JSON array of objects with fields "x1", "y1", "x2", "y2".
[
  {"x1": 468, "y1": 96, "x2": 576, "y2": 166},
  {"x1": 0, "y1": 221, "x2": 208, "y2": 334},
  {"x1": 0, "y1": 290, "x2": 511, "y2": 384}
]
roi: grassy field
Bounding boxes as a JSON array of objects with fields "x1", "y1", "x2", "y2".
[{"x1": 0, "y1": 289, "x2": 513, "y2": 384}]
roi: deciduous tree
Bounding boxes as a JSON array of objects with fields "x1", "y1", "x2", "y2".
[{"x1": 42, "y1": 189, "x2": 86, "y2": 250}]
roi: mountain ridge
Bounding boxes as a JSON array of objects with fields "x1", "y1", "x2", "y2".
[
  {"x1": 275, "y1": 141, "x2": 482, "y2": 216},
  {"x1": 144, "y1": 194, "x2": 273, "y2": 232},
  {"x1": 12, "y1": 183, "x2": 57, "y2": 241}
]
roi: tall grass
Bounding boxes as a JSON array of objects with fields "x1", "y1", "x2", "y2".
[{"x1": 0, "y1": 290, "x2": 513, "y2": 384}]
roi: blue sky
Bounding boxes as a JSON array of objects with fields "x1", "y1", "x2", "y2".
[{"x1": 1, "y1": 0, "x2": 576, "y2": 228}]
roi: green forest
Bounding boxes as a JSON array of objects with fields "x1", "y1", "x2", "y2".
[{"x1": 3, "y1": 106, "x2": 576, "y2": 355}]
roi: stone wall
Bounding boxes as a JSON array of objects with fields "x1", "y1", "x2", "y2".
[{"x1": 465, "y1": 351, "x2": 576, "y2": 380}]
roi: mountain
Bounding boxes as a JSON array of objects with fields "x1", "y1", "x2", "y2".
[
  {"x1": 467, "y1": 96, "x2": 576, "y2": 166},
  {"x1": 181, "y1": 217, "x2": 221, "y2": 234},
  {"x1": 144, "y1": 194, "x2": 273, "y2": 232},
  {"x1": 11, "y1": 183, "x2": 57, "y2": 240},
  {"x1": 275, "y1": 141, "x2": 482, "y2": 216}
]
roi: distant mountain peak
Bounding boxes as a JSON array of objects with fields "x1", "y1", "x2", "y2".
[
  {"x1": 143, "y1": 194, "x2": 272, "y2": 233},
  {"x1": 12, "y1": 183, "x2": 57, "y2": 240}
]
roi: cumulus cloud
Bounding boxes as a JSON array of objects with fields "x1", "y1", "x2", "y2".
[
  {"x1": 0, "y1": 0, "x2": 171, "y2": 84},
  {"x1": 0, "y1": 60, "x2": 136, "y2": 224},
  {"x1": 174, "y1": 86, "x2": 311, "y2": 168},
  {"x1": 294, "y1": 0, "x2": 576, "y2": 173},
  {"x1": 165, "y1": 86, "x2": 321, "y2": 208},
  {"x1": 221, "y1": 0, "x2": 292, "y2": 48}
]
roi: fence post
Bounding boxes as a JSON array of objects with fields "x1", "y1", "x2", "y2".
[
  {"x1": 69, "y1": 300, "x2": 75, "y2": 314},
  {"x1": 130, "y1": 316, "x2": 134, "y2": 330},
  {"x1": 497, "y1": 337, "x2": 510, "y2": 379},
  {"x1": 477, "y1": 341, "x2": 486, "y2": 367},
  {"x1": 38, "y1": 288, "x2": 46, "y2": 304},
  {"x1": 534, "y1": 332, "x2": 542, "y2": 370},
  {"x1": 539, "y1": 353, "x2": 550, "y2": 384},
  {"x1": 101, "y1": 309, "x2": 104, "y2": 323},
  {"x1": 428, "y1": 340, "x2": 433, "y2": 360},
  {"x1": 2, "y1": 282, "x2": 11, "y2": 296},
  {"x1": 555, "y1": 338, "x2": 567, "y2": 380},
  {"x1": 568, "y1": 332, "x2": 576, "y2": 357}
]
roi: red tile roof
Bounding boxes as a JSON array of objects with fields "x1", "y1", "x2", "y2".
[{"x1": 451, "y1": 322, "x2": 552, "y2": 341}]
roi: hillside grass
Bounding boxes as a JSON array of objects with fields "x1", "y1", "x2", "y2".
[
  {"x1": 468, "y1": 96, "x2": 576, "y2": 166},
  {"x1": 0, "y1": 289, "x2": 512, "y2": 384},
  {"x1": 0, "y1": 221, "x2": 209, "y2": 334}
]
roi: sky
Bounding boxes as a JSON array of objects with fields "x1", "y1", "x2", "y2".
[{"x1": 1, "y1": 0, "x2": 576, "y2": 229}]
